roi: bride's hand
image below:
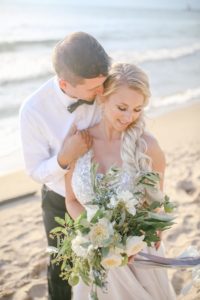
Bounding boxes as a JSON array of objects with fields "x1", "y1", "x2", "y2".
[
  {"x1": 128, "y1": 255, "x2": 136, "y2": 264},
  {"x1": 58, "y1": 125, "x2": 92, "y2": 168},
  {"x1": 155, "y1": 230, "x2": 162, "y2": 250},
  {"x1": 77, "y1": 130, "x2": 93, "y2": 150}
]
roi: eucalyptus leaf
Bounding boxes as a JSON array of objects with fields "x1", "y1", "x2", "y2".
[
  {"x1": 74, "y1": 211, "x2": 87, "y2": 226},
  {"x1": 118, "y1": 210, "x2": 126, "y2": 226},
  {"x1": 147, "y1": 211, "x2": 175, "y2": 222},
  {"x1": 79, "y1": 218, "x2": 90, "y2": 228},
  {"x1": 54, "y1": 216, "x2": 66, "y2": 226},
  {"x1": 50, "y1": 226, "x2": 65, "y2": 234},
  {"x1": 65, "y1": 213, "x2": 73, "y2": 226},
  {"x1": 101, "y1": 247, "x2": 110, "y2": 257}
]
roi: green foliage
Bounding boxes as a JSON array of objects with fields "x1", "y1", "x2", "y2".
[
  {"x1": 68, "y1": 273, "x2": 79, "y2": 286},
  {"x1": 54, "y1": 216, "x2": 66, "y2": 226},
  {"x1": 164, "y1": 195, "x2": 176, "y2": 213}
]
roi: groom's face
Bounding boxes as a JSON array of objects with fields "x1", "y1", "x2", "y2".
[{"x1": 60, "y1": 75, "x2": 107, "y2": 101}]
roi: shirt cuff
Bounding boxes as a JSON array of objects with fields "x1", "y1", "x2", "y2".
[{"x1": 48, "y1": 155, "x2": 70, "y2": 178}]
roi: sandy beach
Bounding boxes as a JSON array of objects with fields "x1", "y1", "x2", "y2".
[{"x1": 0, "y1": 103, "x2": 200, "y2": 300}]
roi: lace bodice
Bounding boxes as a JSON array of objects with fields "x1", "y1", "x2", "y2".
[{"x1": 71, "y1": 150, "x2": 134, "y2": 206}]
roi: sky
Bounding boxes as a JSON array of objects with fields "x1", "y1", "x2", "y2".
[{"x1": 1, "y1": 0, "x2": 200, "y2": 10}]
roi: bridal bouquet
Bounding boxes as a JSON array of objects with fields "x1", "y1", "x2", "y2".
[{"x1": 48, "y1": 165, "x2": 180, "y2": 299}]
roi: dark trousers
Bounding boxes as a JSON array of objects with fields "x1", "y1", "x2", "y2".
[{"x1": 41, "y1": 185, "x2": 72, "y2": 300}]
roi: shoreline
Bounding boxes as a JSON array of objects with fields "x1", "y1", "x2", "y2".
[
  {"x1": 0, "y1": 98, "x2": 199, "y2": 177},
  {"x1": 0, "y1": 171, "x2": 40, "y2": 204}
]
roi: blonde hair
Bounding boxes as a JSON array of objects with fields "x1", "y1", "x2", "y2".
[{"x1": 103, "y1": 63, "x2": 152, "y2": 175}]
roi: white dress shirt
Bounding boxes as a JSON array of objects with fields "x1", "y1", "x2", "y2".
[{"x1": 19, "y1": 76, "x2": 102, "y2": 197}]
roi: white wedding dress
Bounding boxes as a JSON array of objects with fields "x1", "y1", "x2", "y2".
[{"x1": 71, "y1": 150, "x2": 176, "y2": 300}]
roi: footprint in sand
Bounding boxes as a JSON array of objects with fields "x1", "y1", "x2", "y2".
[
  {"x1": 31, "y1": 259, "x2": 47, "y2": 278},
  {"x1": 12, "y1": 281, "x2": 47, "y2": 300},
  {"x1": 193, "y1": 192, "x2": 200, "y2": 204},
  {"x1": 197, "y1": 221, "x2": 200, "y2": 230},
  {"x1": 28, "y1": 283, "x2": 47, "y2": 298},
  {"x1": 176, "y1": 180, "x2": 196, "y2": 195}
]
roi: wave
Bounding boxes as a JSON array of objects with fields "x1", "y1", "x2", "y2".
[
  {"x1": 0, "y1": 71, "x2": 53, "y2": 86},
  {"x1": 151, "y1": 87, "x2": 200, "y2": 108},
  {"x1": 0, "y1": 39, "x2": 59, "y2": 53},
  {"x1": 112, "y1": 43, "x2": 200, "y2": 63},
  {"x1": 1, "y1": 38, "x2": 200, "y2": 63},
  {"x1": 0, "y1": 42, "x2": 200, "y2": 86},
  {"x1": 0, "y1": 105, "x2": 19, "y2": 119}
]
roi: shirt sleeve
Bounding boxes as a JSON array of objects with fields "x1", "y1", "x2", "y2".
[{"x1": 19, "y1": 105, "x2": 68, "y2": 184}]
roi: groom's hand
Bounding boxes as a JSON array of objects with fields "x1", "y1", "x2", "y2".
[{"x1": 57, "y1": 125, "x2": 92, "y2": 169}]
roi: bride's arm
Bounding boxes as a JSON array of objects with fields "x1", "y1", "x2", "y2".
[
  {"x1": 144, "y1": 133, "x2": 166, "y2": 191},
  {"x1": 144, "y1": 133, "x2": 166, "y2": 250},
  {"x1": 64, "y1": 164, "x2": 85, "y2": 220}
]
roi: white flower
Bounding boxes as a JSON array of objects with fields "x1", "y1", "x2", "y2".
[
  {"x1": 89, "y1": 218, "x2": 113, "y2": 247},
  {"x1": 126, "y1": 235, "x2": 146, "y2": 257},
  {"x1": 117, "y1": 190, "x2": 138, "y2": 216},
  {"x1": 85, "y1": 204, "x2": 99, "y2": 222},
  {"x1": 46, "y1": 246, "x2": 58, "y2": 254},
  {"x1": 108, "y1": 195, "x2": 117, "y2": 208},
  {"x1": 118, "y1": 190, "x2": 134, "y2": 202},
  {"x1": 101, "y1": 251, "x2": 122, "y2": 269},
  {"x1": 113, "y1": 245, "x2": 125, "y2": 255},
  {"x1": 71, "y1": 234, "x2": 90, "y2": 257},
  {"x1": 87, "y1": 244, "x2": 95, "y2": 256}
]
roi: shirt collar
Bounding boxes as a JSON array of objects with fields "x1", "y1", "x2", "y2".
[{"x1": 53, "y1": 76, "x2": 76, "y2": 108}]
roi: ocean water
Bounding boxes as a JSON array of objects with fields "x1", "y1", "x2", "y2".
[{"x1": 0, "y1": 0, "x2": 200, "y2": 174}]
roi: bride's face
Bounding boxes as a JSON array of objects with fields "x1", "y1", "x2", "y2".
[{"x1": 103, "y1": 85, "x2": 144, "y2": 132}]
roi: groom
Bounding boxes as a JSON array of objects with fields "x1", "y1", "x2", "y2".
[{"x1": 20, "y1": 32, "x2": 110, "y2": 300}]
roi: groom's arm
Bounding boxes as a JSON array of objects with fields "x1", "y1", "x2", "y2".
[
  {"x1": 19, "y1": 106, "x2": 91, "y2": 184},
  {"x1": 19, "y1": 106, "x2": 65, "y2": 183}
]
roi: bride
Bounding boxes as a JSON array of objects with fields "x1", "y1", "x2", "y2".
[{"x1": 64, "y1": 63, "x2": 176, "y2": 300}]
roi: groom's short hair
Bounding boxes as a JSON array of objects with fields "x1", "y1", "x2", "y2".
[{"x1": 52, "y1": 32, "x2": 111, "y2": 86}]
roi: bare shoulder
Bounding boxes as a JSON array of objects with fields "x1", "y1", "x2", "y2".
[
  {"x1": 142, "y1": 131, "x2": 166, "y2": 172},
  {"x1": 143, "y1": 131, "x2": 157, "y2": 147},
  {"x1": 143, "y1": 131, "x2": 163, "y2": 155},
  {"x1": 88, "y1": 123, "x2": 101, "y2": 139}
]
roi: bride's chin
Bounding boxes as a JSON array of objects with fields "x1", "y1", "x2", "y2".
[
  {"x1": 114, "y1": 125, "x2": 128, "y2": 133},
  {"x1": 115, "y1": 121, "x2": 130, "y2": 131}
]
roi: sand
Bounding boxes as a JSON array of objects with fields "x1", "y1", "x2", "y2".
[
  {"x1": 0, "y1": 103, "x2": 200, "y2": 300},
  {"x1": 147, "y1": 103, "x2": 200, "y2": 299},
  {"x1": 0, "y1": 172, "x2": 39, "y2": 204}
]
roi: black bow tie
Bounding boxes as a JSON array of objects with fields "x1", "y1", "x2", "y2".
[{"x1": 67, "y1": 99, "x2": 95, "y2": 113}]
